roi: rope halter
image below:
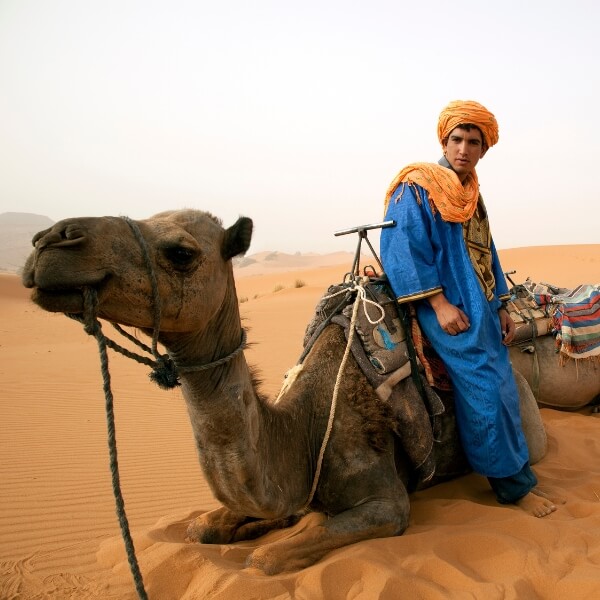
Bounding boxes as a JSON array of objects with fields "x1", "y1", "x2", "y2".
[{"x1": 67, "y1": 216, "x2": 246, "y2": 389}]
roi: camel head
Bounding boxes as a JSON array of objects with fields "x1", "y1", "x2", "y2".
[{"x1": 22, "y1": 209, "x2": 253, "y2": 333}]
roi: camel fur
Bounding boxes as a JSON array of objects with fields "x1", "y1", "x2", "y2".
[
  {"x1": 22, "y1": 209, "x2": 548, "y2": 575},
  {"x1": 509, "y1": 337, "x2": 600, "y2": 410}
]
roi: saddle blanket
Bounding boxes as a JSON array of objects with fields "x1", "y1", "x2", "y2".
[{"x1": 524, "y1": 281, "x2": 600, "y2": 360}]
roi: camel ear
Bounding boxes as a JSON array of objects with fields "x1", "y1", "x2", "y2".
[{"x1": 222, "y1": 217, "x2": 253, "y2": 260}]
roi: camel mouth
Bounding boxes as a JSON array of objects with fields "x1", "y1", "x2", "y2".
[
  {"x1": 31, "y1": 287, "x2": 88, "y2": 314},
  {"x1": 29, "y1": 275, "x2": 110, "y2": 314}
]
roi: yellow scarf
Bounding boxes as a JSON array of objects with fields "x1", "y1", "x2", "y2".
[{"x1": 383, "y1": 162, "x2": 479, "y2": 223}]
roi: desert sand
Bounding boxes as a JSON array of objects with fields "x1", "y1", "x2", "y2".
[{"x1": 1, "y1": 244, "x2": 599, "y2": 599}]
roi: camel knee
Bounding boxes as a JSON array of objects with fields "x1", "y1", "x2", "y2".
[
  {"x1": 233, "y1": 513, "x2": 303, "y2": 542},
  {"x1": 373, "y1": 498, "x2": 410, "y2": 537},
  {"x1": 186, "y1": 509, "x2": 243, "y2": 544},
  {"x1": 390, "y1": 502, "x2": 410, "y2": 535},
  {"x1": 243, "y1": 500, "x2": 410, "y2": 575},
  {"x1": 186, "y1": 517, "x2": 233, "y2": 544},
  {"x1": 244, "y1": 526, "x2": 343, "y2": 575},
  {"x1": 246, "y1": 545, "x2": 294, "y2": 575},
  {"x1": 369, "y1": 488, "x2": 410, "y2": 533}
]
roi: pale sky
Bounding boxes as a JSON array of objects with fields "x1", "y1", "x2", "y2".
[{"x1": 1, "y1": 0, "x2": 598, "y2": 254}]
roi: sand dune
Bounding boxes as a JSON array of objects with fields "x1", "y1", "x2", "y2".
[{"x1": 1, "y1": 245, "x2": 599, "y2": 599}]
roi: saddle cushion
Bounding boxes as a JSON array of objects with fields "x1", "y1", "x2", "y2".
[{"x1": 510, "y1": 280, "x2": 600, "y2": 360}]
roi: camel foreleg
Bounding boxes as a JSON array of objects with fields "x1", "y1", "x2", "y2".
[
  {"x1": 186, "y1": 506, "x2": 303, "y2": 544},
  {"x1": 245, "y1": 494, "x2": 410, "y2": 575}
]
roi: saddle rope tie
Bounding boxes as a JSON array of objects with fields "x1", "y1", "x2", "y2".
[
  {"x1": 321, "y1": 279, "x2": 386, "y2": 325},
  {"x1": 303, "y1": 278, "x2": 385, "y2": 509}
]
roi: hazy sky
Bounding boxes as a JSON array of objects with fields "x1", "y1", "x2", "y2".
[{"x1": 1, "y1": 0, "x2": 598, "y2": 254}]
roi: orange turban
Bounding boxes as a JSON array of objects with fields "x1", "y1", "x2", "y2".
[{"x1": 437, "y1": 100, "x2": 499, "y2": 149}]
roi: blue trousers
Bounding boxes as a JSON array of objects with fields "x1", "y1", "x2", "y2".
[{"x1": 488, "y1": 461, "x2": 537, "y2": 504}]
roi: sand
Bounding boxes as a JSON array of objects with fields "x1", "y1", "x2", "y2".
[{"x1": 1, "y1": 244, "x2": 599, "y2": 599}]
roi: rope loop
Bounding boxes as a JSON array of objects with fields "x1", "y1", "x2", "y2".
[
  {"x1": 303, "y1": 279, "x2": 366, "y2": 509},
  {"x1": 321, "y1": 277, "x2": 386, "y2": 326}
]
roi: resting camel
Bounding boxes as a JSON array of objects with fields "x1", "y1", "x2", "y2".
[
  {"x1": 22, "y1": 209, "x2": 549, "y2": 575},
  {"x1": 508, "y1": 337, "x2": 599, "y2": 410}
]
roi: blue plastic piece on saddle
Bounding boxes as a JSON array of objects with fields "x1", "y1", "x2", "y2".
[{"x1": 378, "y1": 326, "x2": 397, "y2": 350}]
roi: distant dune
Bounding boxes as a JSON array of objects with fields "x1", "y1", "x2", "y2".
[
  {"x1": 6, "y1": 212, "x2": 598, "y2": 289},
  {"x1": 232, "y1": 244, "x2": 600, "y2": 292},
  {"x1": 1, "y1": 213, "x2": 363, "y2": 275},
  {"x1": 498, "y1": 244, "x2": 599, "y2": 289},
  {"x1": 234, "y1": 250, "x2": 359, "y2": 275}
]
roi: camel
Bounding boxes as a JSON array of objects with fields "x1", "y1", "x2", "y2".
[
  {"x1": 22, "y1": 209, "x2": 548, "y2": 575},
  {"x1": 509, "y1": 337, "x2": 600, "y2": 410}
]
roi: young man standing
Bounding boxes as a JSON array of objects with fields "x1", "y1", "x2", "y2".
[{"x1": 380, "y1": 100, "x2": 560, "y2": 517}]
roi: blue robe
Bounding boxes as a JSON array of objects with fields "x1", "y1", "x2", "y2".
[{"x1": 380, "y1": 182, "x2": 529, "y2": 478}]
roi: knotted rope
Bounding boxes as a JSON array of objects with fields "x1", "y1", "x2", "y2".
[
  {"x1": 80, "y1": 286, "x2": 149, "y2": 600},
  {"x1": 303, "y1": 278, "x2": 385, "y2": 509}
]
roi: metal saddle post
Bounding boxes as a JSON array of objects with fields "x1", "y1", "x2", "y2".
[
  {"x1": 334, "y1": 218, "x2": 428, "y2": 404},
  {"x1": 334, "y1": 220, "x2": 395, "y2": 280}
]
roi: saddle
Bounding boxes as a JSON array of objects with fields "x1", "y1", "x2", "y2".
[
  {"x1": 504, "y1": 293, "x2": 555, "y2": 349},
  {"x1": 508, "y1": 279, "x2": 600, "y2": 360},
  {"x1": 304, "y1": 278, "x2": 410, "y2": 374},
  {"x1": 303, "y1": 277, "x2": 445, "y2": 485}
]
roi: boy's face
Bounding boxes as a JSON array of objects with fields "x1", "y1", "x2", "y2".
[{"x1": 442, "y1": 126, "x2": 487, "y2": 182}]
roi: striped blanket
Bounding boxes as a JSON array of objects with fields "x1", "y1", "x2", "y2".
[{"x1": 524, "y1": 281, "x2": 600, "y2": 360}]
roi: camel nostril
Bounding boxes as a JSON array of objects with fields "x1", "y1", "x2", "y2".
[
  {"x1": 64, "y1": 224, "x2": 85, "y2": 241},
  {"x1": 32, "y1": 227, "x2": 51, "y2": 246},
  {"x1": 34, "y1": 231, "x2": 62, "y2": 249},
  {"x1": 34, "y1": 223, "x2": 87, "y2": 249}
]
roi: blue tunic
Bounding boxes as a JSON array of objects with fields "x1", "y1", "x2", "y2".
[{"x1": 380, "y1": 183, "x2": 529, "y2": 478}]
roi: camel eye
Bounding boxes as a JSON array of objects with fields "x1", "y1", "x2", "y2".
[{"x1": 163, "y1": 245, "x2": 198, "y2": 269}]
